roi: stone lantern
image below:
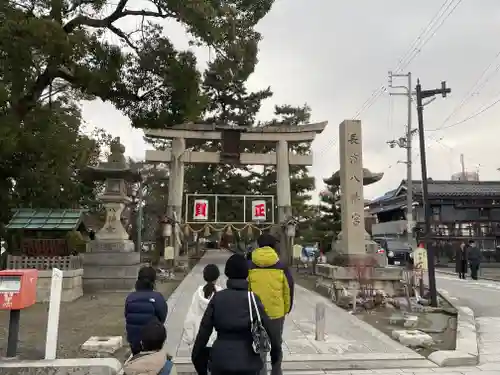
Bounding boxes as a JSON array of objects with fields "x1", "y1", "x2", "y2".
[{"x1": 82, "y1": 137, "x2": 142, "y2": 292}]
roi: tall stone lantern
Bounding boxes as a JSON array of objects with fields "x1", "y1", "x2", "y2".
[{"x1": 82, "y1": 137, "x2": 142, "y2": 292}]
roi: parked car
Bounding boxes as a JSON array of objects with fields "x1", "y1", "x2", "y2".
[
  {"x1": 302, "y1": 244, "x2": 319, "y2": 258},
  {"x1": 373, "y1": 238, "x2": 413, "y2": 266}
]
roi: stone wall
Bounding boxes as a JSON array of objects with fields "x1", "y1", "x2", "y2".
[
  {"x1": 315, "y1": 263, "x2": 404, "y2": 297},
  {"x1": 36, "y1": 269, "x2": 83, "y2": 302}
]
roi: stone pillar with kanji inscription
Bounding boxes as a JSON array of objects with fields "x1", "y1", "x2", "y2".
[
  {"x1": 338, "y1": 120, "x2": 370, "y2": 262},
  {"x1": 329, "y1": 120, "x2": 385, "y2": 265}
]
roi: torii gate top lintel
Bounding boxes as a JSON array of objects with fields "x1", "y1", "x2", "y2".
[{"x1": 144, "y1": 121, "x2": 328, "y2": 141}]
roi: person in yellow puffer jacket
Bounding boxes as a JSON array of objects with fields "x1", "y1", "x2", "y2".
[{"x1": 248, "y1": 233, "x2": 294, "y2": 375}]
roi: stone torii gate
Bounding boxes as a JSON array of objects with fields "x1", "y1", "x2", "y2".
[{"x1": 144, "y1": 122, "x2": 327, "y2": 263}]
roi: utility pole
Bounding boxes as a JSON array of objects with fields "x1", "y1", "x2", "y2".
[
  {"x1": 460, "y1": 154, "x2": 466, "y2": 179},
  {"x1": 387, "y1": 72, "x2": 416, "y2": 244},
  {"x1": 416, "y1": 79, "x2": 451, "y2": 308}
]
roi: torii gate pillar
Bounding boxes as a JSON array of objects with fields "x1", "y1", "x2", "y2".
[
  {"x1": 166, "y1": 137, "x2": 185, "y2": 259},
  {"x1": 276, "y1": 139, "x2": 292, "y2": 221}
]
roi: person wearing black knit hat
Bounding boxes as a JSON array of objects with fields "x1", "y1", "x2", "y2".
[
  {"x1": 124, "y1": 319, "x2": 177, "y2": 375},
  {"x1": 224, "y1": 253, "x2": 249, "y2": 279},
  {"x1": 192, "y1": 254, "x2": 281, "y2": 375},
  {"x1": 184, "y1": 264, "x2": 222, "y2": 375}
]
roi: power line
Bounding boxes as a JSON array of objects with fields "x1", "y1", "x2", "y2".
[
  {"x1": 428, "y1": 94, "x2": 500, "y2": 131},
  {"x1": 396, "y1": 0, "x2": 462, "y2": 72},
  {"x1": 430, "y1": 48, "x2": 500, "y2": 132},
  {"x1": 393, "y1": 0, "x2": 456, "y2": 72},
  {"x1": 314, "y1": 0, "x2": 464, "y2": 176},
  {"x1": 352, "y1": 0, "x2": 462, "y2": 120}
]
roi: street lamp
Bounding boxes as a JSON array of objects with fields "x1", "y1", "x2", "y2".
[{"x1": 285, "y1": 219, "x2": 297, "y2": 238}]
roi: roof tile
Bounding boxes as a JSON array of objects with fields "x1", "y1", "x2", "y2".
[
  {"x1": 6, "y1": 209, "x2": 87, "y2": 231},
  {"x1": 405, "y1": 180, "x2": 500, "y2": 197}
]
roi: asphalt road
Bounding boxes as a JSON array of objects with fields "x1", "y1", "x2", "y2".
[{"x1": 428, "y1": 272, "x2": 500, "y2": 317}]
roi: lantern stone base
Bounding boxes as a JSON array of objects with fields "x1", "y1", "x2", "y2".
[
  {"x1": 82, "y1": 240, "x2": 140, "y2": 293},
  {"x1": 332, "y1": 252, "x2": 388, "y2": 268},
  {"x1": 36, "y1": 269, "x2": 83, "y2": 302},
  {"x1": 315, "y1": 263, "x2": 404, "y2": 297}
]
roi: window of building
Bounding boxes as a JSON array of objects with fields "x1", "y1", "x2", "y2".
[
  {"x1": 480, "y1": 208, "x2": 491, "y2": 220},
  {"x1": 459, "y1": 222, "x2": 473, "y2": 237},
  {"x1": 431, "y1": 206, "x2": 441, "y2": 221},
  {"x1": 480, "y1": 223, "x2": 492, "y2": 236}
]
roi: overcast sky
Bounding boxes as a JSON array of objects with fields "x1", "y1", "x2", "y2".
[{"x1": 81, "y1": 0, "x2": 500, "y2": 201}]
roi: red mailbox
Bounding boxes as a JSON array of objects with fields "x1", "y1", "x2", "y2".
[{"x1": 0, "y1": 269, "x2": 38, "y2": 310}]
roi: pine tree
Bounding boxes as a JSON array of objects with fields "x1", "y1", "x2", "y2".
[
  {"x1": 183, "y1": 32, "x2": 272, "y2": 228},
  {"x1": 251, "y1": 104, "x2": 316, "y2": 221},
  {"x1": 311, "y1": 174, "x2": 342, "y2": 252}
]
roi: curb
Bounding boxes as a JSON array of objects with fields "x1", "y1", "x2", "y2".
[
  {"x1": 436, "y1": 269, "x2": 500, "y2": 282},
  {"x1": 427, "y1": 291, "x2": 479, "y2": 367},
  {"x1": 174, "y1": 353, "x2": 436, "y2": 373}
]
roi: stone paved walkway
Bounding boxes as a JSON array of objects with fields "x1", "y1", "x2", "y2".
[{"x1": 166, "y1": 250, "x2": 431, "y2": 371}]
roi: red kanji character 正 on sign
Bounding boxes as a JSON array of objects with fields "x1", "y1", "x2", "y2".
[
  {"x1": 254, "y1": 203, "x2": 265, "y2": 218},
  {"x1": 195, "y1": 202, "x2": 207, "y2": 218}
]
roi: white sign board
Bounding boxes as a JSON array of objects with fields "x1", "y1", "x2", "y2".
[
  {"x1": 45, "y1": 268, "x2": 63, "y2": 360},
  {"x1": 193, "y1": 199, "x2": 209, "y2": 220},
  {"x1": 164, "y1": 246, "x2": 174, "y2": 260},
  {"x1": 252, "y1": 200, "x2": 266, "y2": 221}
]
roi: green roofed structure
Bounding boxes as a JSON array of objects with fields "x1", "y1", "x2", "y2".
[
  {"x1": 6, "y1": 209, "x2": 88, "y2": 231},
  {"x1": 5, "y1": 208, "x2": 90, "y2": 258}
]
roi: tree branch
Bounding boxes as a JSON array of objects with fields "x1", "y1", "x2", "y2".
[
  {"x1": 63, "y1": 0, "x2": 172, "y2": 33},
  {"x1": 12, "y1": 0, "x2": 176, "y2": 120},
  {"x1": 108, "y1": 24, "x2": 139, "y2": 52},
  {"x1": 63, "y1": 0, "x2": 128, "y2": 33}
]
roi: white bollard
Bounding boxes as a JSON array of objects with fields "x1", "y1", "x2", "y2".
[
  {"x1": 45, "y1": 268, "x2": 63, "y2": 360},
  {"x1": 315, "y1": 302, "x2": 326, "y2": 341}
]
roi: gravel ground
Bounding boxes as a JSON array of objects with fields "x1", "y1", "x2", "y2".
[
  {"x1": 0, "y1": 280, "x2": 181, "y2": 360},
  {"x1": 0, "y1": 253, "x2": 205, "y2": 361}
]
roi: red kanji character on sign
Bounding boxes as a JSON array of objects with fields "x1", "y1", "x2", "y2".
[
  {"x1": 254, "y1": 203, "x2": 265, "y2": 218},
  {"x1": 195, "y1": 202, "x2": 207, "y2": 218}
]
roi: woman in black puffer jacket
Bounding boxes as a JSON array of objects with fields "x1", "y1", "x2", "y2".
[{"x1": 191, "y1": 254, "x2": 281, "y2": 375}]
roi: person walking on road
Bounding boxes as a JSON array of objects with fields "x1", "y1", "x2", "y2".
[
  {"x1": 183, "y1": 264, "x2": 222, "y2": 375},
  {"x1": 248, "y1": 233, "x2": 294, "y2": 375},
  {"x1": 191, "y1": 254, "x2": 282, "y2": 375},
  {"x1": 468, "y1": 240, "x2": 482, "y2": 280},
  {"x1": 455, "y1": 242, "x2": 468, "y2": 279}
]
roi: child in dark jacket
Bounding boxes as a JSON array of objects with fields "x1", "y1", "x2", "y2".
[{"x1": 125, "y1": 266, "x2": 168, "y2": 355}]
